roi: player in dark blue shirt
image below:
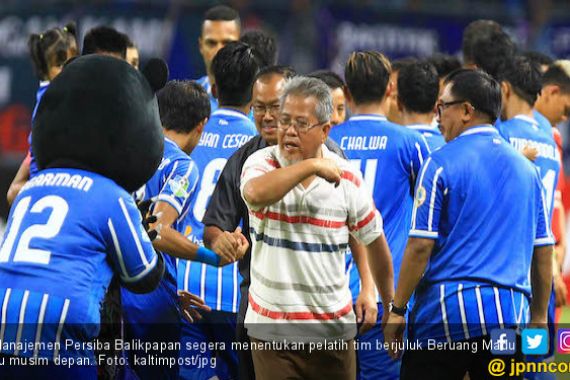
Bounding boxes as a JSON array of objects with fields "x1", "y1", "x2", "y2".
[
  {"x1": 397, "y1": 60, "x2": 445, "y2": 151},
  {"x1": 385, "y1": 69, "x2": 553, "y2": 380},
  {"x1": 329, "y1": 51, "x2": 430, "y2": 380}
]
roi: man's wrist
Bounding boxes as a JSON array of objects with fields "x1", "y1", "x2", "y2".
[{"x1": 389, "y1": 300, "x2": 408, "y2": 317}]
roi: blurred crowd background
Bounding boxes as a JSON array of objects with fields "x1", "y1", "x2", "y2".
[{"x1": 1, "y1": 0, "x2": 570, "y2": 228}]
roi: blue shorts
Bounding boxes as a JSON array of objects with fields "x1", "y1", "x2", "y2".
[
  {"x1": 121, "y1": 270, "x2": 181, "y2": 380},
  {"x1": 356, "y1": 305, "x2": 401, "y2": 380},
  {"x1": 179, "y1": 310, "x2": 238, "y2": 380}
]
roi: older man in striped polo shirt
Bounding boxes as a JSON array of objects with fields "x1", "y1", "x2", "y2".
[{"x1": 240, "y1": 76, "x2": 395, "y2": 380}]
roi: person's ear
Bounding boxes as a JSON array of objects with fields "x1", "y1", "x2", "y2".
[
  {"x1": 322, "y1": 122, "x2": 331, "y2": 142},
  {"x1": 501, "y1": 81, "x2": 510, "y2": 99},
  {"x1": 384, "y1": 81, "x2": 394, "y2": 99},
  {"x1": 212, "y1": 83, "x2": 218, "y2": 100},
  {"x1": 461, "y1": 102, "x2": 475, "y2": 123}
]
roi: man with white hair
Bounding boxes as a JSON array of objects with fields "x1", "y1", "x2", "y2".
[{"x1": 240, "y1": 76, "x2": 395, "y2": 380}]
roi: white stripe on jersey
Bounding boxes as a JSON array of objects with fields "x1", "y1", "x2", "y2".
[
  {"x1": 184, "y1": 261, "x2": 191, "y2": 292},
  {"x1": 217, "y1": 267, "x2": 223, "y2": 310},
  {"x1": 440, "y1": 284, "x2": 451, "y2": 343},
  {"x1": 200, "y1": 264, "x2": 206, "y2": 301},
  {"x1": 428, "y1": 167, "x2": 444, "y2": 231},
  {"x1": 14, "y1": 290, "x2": 30, "y2": 355},
  {"x1": 415, "y1": 142, "x2": 425, "y2": 168},
  {"x1": 53, "y1": 299, "x2": 70, "y2": 360},
  {"x1": 475, "y1": 286, "x2": 487, "y2": 336},
  {"x1": 119, "y1": 197, "x2": 149, "y2": 266},
  {"x1": 108, "y1": 218, "x2": 158, "y2": 282},
  {"x1": 161, "y1": 160, "x2": 179, "y2": 188},
  {"x1": 457, "y1": 284, "x2": 470, "y2": 340},
  {"x1": 412, "y1": 157, "x2": 432, "y2": 230},
  {"x1": 0, "y1": 288, "x2": 11, "y2": 343},
  {"x1": 33, "y1": 293, "x2": 49, "y2": 358},
  {"x1": 157, "y1": 194, "x2": 183, "y2": 214},
  {"x1": 493, "y1": 287, "x2": 504, "y2": 328}
]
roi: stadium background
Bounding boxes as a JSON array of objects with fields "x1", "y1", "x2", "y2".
[{"x1": 1, "y1": 1, "x2": 570, "y2": 374}]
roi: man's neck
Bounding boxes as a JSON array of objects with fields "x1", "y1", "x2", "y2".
[
  {"x1": 219, "y1": 105, "x2": 251, "y2": 115},
  {"x1": 401, "y1": 112, "x2": 433, "y2": 126},
  {"x1": 505, "y1": 97, "x2": 534, "y2": 120},
  {"x1": 351, "y1": 101, "x2": 385, "y2": 117},
  {"x1": 163, "y1": 129, "x2": 190, "y2": 154}
]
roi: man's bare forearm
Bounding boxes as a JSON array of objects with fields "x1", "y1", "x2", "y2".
[
  {"x1": 393, "y1": 237, "x2": 434, "y2": 308},
  {"x1": 243, "y1": 159, "x2": 318, "y2": 209},
  {"x1": 350, "y1": 235, "x2": 375, "y2": 294},
  {"x1": 531, "y1": 245, "x2": 554, "y2": 323},
  {"x1": 365, "y1": 234, "x2": 395, "y2": 306}
]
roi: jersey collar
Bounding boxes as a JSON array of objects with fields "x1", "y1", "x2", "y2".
[
  {"x1": 164, "y1": 136, "x2": 177, "y2": 147},
  {"x1": 349, "y1": 114, "x2": 387, "y2": 122},
  {"x1": 212, "y1": 108, "x2": 251, "y2": 123},
  {"x1": 513, "y1": 114, "x2": 539, "y2": 127},
  {"x1": 458, "y1": 124, "x2": 497, "y2": 138},
  {"x1": 407, "y1": 123, "x2": 435, "y2": 130}
]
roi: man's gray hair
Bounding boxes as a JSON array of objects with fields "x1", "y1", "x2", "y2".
[{"x1": 280, "y1": 76, "x2": 333, "y2": 123}]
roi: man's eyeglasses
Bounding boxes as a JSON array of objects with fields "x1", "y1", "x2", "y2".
[
  {"x1": 253, "y1": 104, "x2": 280, "y2": 116},
  {"x1": 277, "y1": 117, "x2": 324, "y2": 133},
  {"x1": 436, "y1": 99, "x2": 467, "y2": 117}
]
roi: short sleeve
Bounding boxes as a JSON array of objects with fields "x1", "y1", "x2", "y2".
[
  {"x1": 105, "y1": 194, "x2": 160, "y2": 284},
  {"x1": 203, "y1": 153, "x2": 244, "y2": 231},
  {"x1": 158, "y1": 158, "x2": 199, "y2": 217},
  {"x1": 344, "y1": 169, "x2": 384, "y2": 245},
  {"x1": 535, "y1": 173, "x2": 555, "y2": 247},
  {"x1": 410, "y1": 134, "x2": 431, "y2": 181},
  {"x1": 240, "y1": 150, "x2": 278, "y2": 211},
  {"x1": 409, "y1": 158, "x2": 445, "y2": 239}
]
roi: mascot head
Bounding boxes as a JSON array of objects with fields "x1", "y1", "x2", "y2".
[{"x1": 33, "y1": 54, "x2": 168, "y2": 192}]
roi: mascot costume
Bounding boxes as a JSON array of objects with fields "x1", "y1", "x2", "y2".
[{"x1": 0, "y1": 54, "x2": 168, "y2": 379}]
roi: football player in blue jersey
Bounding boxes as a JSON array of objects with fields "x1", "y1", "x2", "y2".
[
  {"x1": 7, "y1": 23, "x2": 78, "y2": 206},
  {"x1": 496, "y1": 56, "x2": 559, "y2": 218},
  {"x1": 329, "y1": 51, "x2": 430, "y2": 380},
  {"x1": 0, "y1": 55, "x2": 167, "y2": 380},
  {"x1": 178, "y1": 41, "x2": 259, "y2": 380},
  {"x1": 196, "y1": 5, "x2": 241, "y2": 112},
  {"x1": 397, "y1": 61, "x2": 445, "y2": 151},
  {"x1": 385, "y1": 69, "x2": 554, "y2": 380},
  {"x1": 122, "y1": 80, "x2": 247, "y2": 380},
  {"x1": 535, "y1": 61, "x2": 570, "y2": 130}
]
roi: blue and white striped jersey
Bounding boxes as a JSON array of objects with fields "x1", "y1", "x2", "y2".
[
  {"x1": 0, "y1": 168, "x2": 159, "y2": 359},
  {"x1": 178, "y1": 108, "x2": 257, "y2": 312},
  {"x1": 408, "y1": 125, "x2": 554, "y2": 343},
  {"x1": 406, "y1": 123, "x2": 445, "y2": 152},
  {"x1": 122, "y1": 137, "x2": 199, "y2": 323},
  {"x1": 496, "y1": 114, "x2": 560, "y2": 219},
  {"x1": 329, "y1": 114, "x2": 430, "y2": 297}
]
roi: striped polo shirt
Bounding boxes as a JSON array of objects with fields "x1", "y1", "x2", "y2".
[{"x1": 240, "y1": 144, "x2": 384, "y2": 342}]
